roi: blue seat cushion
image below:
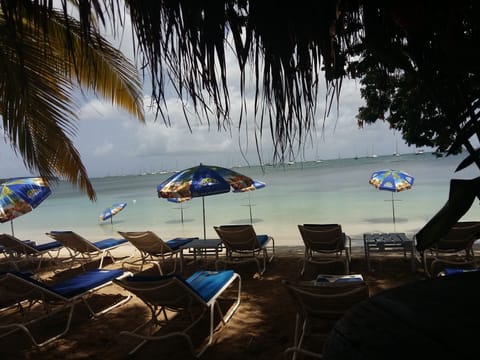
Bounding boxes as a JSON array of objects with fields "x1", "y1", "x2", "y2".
[
  {"x1": 93, "y1": 238, "x2": 128, "y2": 249},
  {"x1": 186, "y1": 270, "x2": 234, "y2": 302},
  {"x1": 125, "y1": 270, "x2": 234, "y2": 303},
  {"x1": 166, "y1": 237, "x2": 197, "y2": 250},
  {"x1": 6, "y1": 269, "x2": 123, "y2": 299},
  {"x1": 442, "y1": 267, "x2": 480, "y2": 276},
  {"x1": 34, "y1": 241, "x2": 62, "y2": 251},
  {"x1": 257, "y1": 234, "x2": 269, "y2": 247},
  {"x1": 51, "y1": 269, "x2": 124, "y2": 298}
]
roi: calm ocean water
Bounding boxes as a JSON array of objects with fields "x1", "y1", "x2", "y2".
[{"x1": 5, "y1": 153, "x2": 480, "y2": 247}]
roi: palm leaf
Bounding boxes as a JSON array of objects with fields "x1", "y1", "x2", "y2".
[{"x1": 0, "y1": 3, "x2": 144, "y2": 200}]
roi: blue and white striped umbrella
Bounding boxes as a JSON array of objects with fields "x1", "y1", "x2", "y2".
[
  {"x1": 369, "y1": 169, "x2": 414, "y2": 231},
  {"x1": 0, "y1": 177, "x2": 51, "y2": 236},
  {"x1": 99, "y1": 202, "x2": 127, "y2": 223},
  {"x1": 369, "y1": 169, "x2": 414, "y2": 192}
]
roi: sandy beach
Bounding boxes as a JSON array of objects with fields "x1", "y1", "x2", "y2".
[{"x1": 0, "y1": 242, "x2": 430, "y2": 360}]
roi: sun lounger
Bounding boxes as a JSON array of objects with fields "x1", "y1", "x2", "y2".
[
  {"x1": 214, "y1": 224, "x2": 275, "y2": 276},
  {"x1": 420, "y1": 221, "x2": 480, "y2": 276},
  {"x1": 298, "y1": 224, "x2": 351, "y2": 275},
  {"x1": 117, "y1": 231, "x2": 196, "y2": 274},
  {"x1": 45, "y1": 230, "x2": 128, "y2": 269},
  {"x1": 283, "y1": 277, "x2": 369, "y2": 357},
  {"x1": 113, "y1": 269, "x2": 241, "y2": 356},
  {"x1": 0, "y1": 268, "x2": 132, "y2": 346},
  {"x1": 0, "y1": 233, "x2": 63, "y2": 271}
]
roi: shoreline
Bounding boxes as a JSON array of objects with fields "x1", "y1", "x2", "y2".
[
  {"x1": 7, "y1": 153, "x2": 480, "y2": 249},
  {"x1": 17, "y1": 224, "x2": 426, "y2": 249}
]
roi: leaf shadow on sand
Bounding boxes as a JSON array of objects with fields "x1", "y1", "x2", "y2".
[{"x1": 229, "y1": 218, "x2": 264, "y2": 224}]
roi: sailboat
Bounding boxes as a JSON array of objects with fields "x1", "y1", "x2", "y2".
[
  {"x1": 367, "y1": 145, "x2": 377, "y2": 158},
  {"x1": 314, "y1": 139, "x2": 323, "y2": 162},
  {"x1": 394, "y1": 138, "x2": 400, "y2": 156}
]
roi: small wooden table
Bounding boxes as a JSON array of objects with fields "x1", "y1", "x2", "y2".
[
  {"x1": 180, "y1": 238, "x2": 223, "y2": 263},
  {"x1": 363, "y1": 232, "x2": 415, "y2": 272}
]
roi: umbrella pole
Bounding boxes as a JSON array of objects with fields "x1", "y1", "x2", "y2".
[
  {"x1": 180, "y1": 203, "x2": 184, "y2": 224},
  {"x1": 391, "y1": 192, "x2": 396, "y2": 232},
  {"x1": 10, "y1": 220, "x2": 14, "y2": 237},
  {"x1": 248, "y1": 193, "x2": 253, "y2": 224},
  {"x1": 202, "y1": 196, "x2": 206, "y2": 240}
]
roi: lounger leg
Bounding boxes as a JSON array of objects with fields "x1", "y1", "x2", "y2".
[
  {"x1": 345, "y1": 249, "x2": 350, "y2": 274},
  {"x1": 99, "y1": 250, "x2": 115, "y2": 268},
  {"x1": 0, "y1": 304, "x2": 76, "y2": 347},
  {"x1": 99, "y1": 253, "x2": 105, "y2": 268},
  {"x1": 300, "y1": 259, "x2": 306, "y2": 276},
  {"x1": 268, "y1": 237, "x2": 276, "y2": 262},
  {"x1": 197, "y1": 274, "x2": 241, "y2": 357}
]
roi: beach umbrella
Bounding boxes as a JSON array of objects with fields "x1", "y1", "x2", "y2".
[
  {"x1": 99, "y1": 202, "x2": 127, "y2": 224},
  {"x1": 164, "y1": 179, "x2": 266, "y2": 225},
  {"x1": 233, "y1": 179, "x2": 266, "y2": 224},
  {"x1": 157, "y1": 163, "x2": 256, "y2": 239},
  {"x1": 369, "y1": 169, "x2": 414, "y2": 231},
  {"x1": 0, "y1": 177, "x2": 51, "y2": 236}
]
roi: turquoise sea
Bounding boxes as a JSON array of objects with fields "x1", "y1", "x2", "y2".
[{"x1": 5, "y1": 153, "x2": 480, "y2": 248}]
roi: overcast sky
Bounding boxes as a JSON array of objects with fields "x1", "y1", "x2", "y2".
[
  {"x1": 0, "y1": 81, "x2": 418, "y2": 179},
  {"x1": 0, "y1": 11, "x2": 421, "y2": 179}
]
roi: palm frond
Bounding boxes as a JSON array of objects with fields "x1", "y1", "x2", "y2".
[{"x1": 0, "y1": 3, "x2": 144, "y2": 200}]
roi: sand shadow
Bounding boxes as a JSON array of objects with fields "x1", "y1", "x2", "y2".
[
  {"x1": 98, "y1": 219, "x2": 127, "y2": 226},
  {"x1": 229, "y1": 218, "x2": 264, "y2": 224},
  {"x1": 165, "y1": 218, "x2": 195, "y2": 224}
]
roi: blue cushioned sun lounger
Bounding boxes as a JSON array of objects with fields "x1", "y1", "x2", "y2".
[
  {"x1": 46, "y1": 230, "x2": 129, "y2": 269},
  {"x1": 0, "y1": 269, "x2": 131, "y2": 347},
  {"x1": 214, "y1": 224, "x2": 275, "y2": 276},
  {"x1": 118, "y1": 231, "x2": 197, "y2": 274},
  {"x1": 113, "y1": 269, "x2": 241, "y2": 356},
  {"x1": 0, "y1": 233, "x2": 63, "y2": 271}
]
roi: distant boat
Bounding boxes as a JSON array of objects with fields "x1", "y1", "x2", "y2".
[
  {"x1": 367, "y1": 145, "x2": 377, "y2": 158},
  {"x1": 287, "y1": 161, "x2": 295, "y2": 165},
  {"x1": 415, "y1": 149, "x2": 425, "y2": 155},
  {"x1": 393, "y1": 142, "x2": 400, "y2": 156},
  {"x1": 393, "y1": 133, "x2": 400, "y2": 156}
]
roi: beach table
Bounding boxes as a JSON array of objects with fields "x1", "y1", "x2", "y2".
[
  {"x1": 180, "y1": 238, "x2": 223, "y2": 263},
  {"x1": 363, "y1": 232, "x2": 415, "y2": 272}
]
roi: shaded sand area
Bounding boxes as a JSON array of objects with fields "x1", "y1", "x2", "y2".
[{"x1": 0, "y1": 245, "x2": 427, "y2": 359}]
